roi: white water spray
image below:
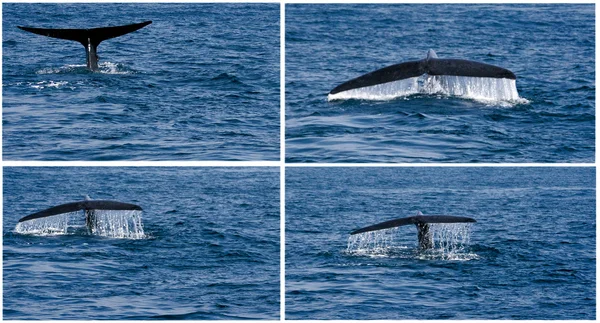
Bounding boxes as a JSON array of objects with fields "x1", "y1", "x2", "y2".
[
  {"x1": 89, "y1": 210, "x2": 146, "y2": 239},
  {"x1": 346, "y1": 227, "x2": 402, "y2": 253},
  {"x1": 15, "y1": 211, "x2": 75, "y2": 236},
  {"x1": 428, "y1": 223, "x2": 473, "y2": 259}
]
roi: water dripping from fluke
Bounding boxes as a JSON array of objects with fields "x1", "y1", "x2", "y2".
[
  {"x1": 346, "y1": 212, "x2": 478, "y2": 261},
  {"x1": 15, "y1": 197, "x2": 147, "y2": 239},
  {"x1": 328, "y1": 75, "x2": 528, "y2": 106}
]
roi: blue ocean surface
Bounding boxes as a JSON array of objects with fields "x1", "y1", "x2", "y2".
[
  {"x1": 286, "y1": 167, "x2": 595, "y2": 319},
  {"x1": 286, "y1": 4, "x2": 595, "y2": 162},
  {"x1": 3, "y1": 167, "x2": 280, "y2": 319},
  {"x1": 3, "y1": 3, "x2": 280, "y2": 161}
]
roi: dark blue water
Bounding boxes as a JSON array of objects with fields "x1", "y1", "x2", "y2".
[
  {"x1": 286, "y1": 167, "x2": 595, "y2": 319},
  {"x1": 4, "y1": 167, "x2": 280, "y2": 319},
  {"x1": 286, "y1": 4, "x2": 595, "y2": 162},
  {"x1": 3, "y1": 3, "x2": 280, "y2": 160}
]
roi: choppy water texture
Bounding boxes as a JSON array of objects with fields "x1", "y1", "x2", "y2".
[
  {"x1": 4, "y1": 167, "x2": 280, "y2": 319},
  {"x1": 286, "y1": 4, "x2": 595, "y2": 162},
  {"x1": 286, "y1": 167, "x2": 595, "y2": 319},
  {"x1": 3, "y1": 3, "x2": 279, "y2": 160}
]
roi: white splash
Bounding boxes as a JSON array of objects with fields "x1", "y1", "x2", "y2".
[
  {"x1": 328, "y1": 74, "x2": 528, "y2": 105},
  {"x1": 29, "y1": 80, "x2": 70, "y2": 89},
  {"x1": 97, "y1": 62, "x2": 135, "y2": 75},
  {"x1": 36, "y1": 64, "x2": 86, "y2": 75},
  {"x1": 427, "y1": 223, "x2": 477, "y2": 260},
  {"x1": 15, "y1": 211, "x2": 76, "y2": 236},
  {"x1": 346, "y1": 227, "x2": 401, "y2": 253},
  {"x1": 346, "y1": 223, "x2": 476, "y2": 260},
  {"x1": 35, "y1": 62, "x2": 134, "y2": 75},
  {"x1": 89, "y1": 210, "x2": 146, "y2": 239},
  {"x1": 15, "y1": 210, "x2": 146, "y2": 239}
]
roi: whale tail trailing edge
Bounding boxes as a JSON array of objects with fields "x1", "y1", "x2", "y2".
[
  {"x1": 17, "y1": 21, "x2": 152, "y2": 71},
  {"x1": 350, "y1": 214, "x2": 476, "y2": 235},
  {"x1": 18, "y1": 200, "x2": 143, "y2": 223}
]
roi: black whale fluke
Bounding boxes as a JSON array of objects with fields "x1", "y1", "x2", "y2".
[
  {"x1": 18, "y1": 200, "x2": 142, "y2": 223},
  {"x1": 17, "y1": 21, "x2": 152, "y2": 71},
  {"x1": 350, "y1": 214, "x2": 476, "y2": 235},
  {"x1": 329, "y1": 49, "x2": 516, "y2": 95}
]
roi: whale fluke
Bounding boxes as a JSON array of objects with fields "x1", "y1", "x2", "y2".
[
  {"x1": 18, "y1": 21, "x2": 152, "y2": 71},
  {"x1": 351, "y1": 214, "x2": 476, "y2": 235},
  {"x1": 351, "y1": 212, "x2": 476, "y2": 249},
  {"x1": 329, "y1": 49, "x2": 516, "y2": 96},
  {"x1": 18, "y1": 200, "x2": 142, "y2": 223}
]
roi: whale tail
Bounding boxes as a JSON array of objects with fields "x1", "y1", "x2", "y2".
[
  {"x1": 329, "y1": 49, "x2": 517, "y2": 100},
  {"x1": 18, "y1": 199, "x2": 143, "y2": 223},
  {"x1": 350, "y1": 212, "x2": 476, "y2": 249},
  {"x1": 18, "y1": 21, "x2": 152, "y2": 71}
]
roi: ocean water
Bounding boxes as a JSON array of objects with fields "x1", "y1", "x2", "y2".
[
  {"x1": 3, "y1": 3, "x2": 280, "y2": 161},
  {"x1": 286, "y1": 167, "x2": 595, "y2": 319},
  {"x1": 4, "y1": 167, "x2": 280, "y2": 319},
  {"x1": 286, "y1": 4, "x2": 595, "y2": 162}
]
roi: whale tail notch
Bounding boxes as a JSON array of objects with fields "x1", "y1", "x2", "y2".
[
  {"x1": 17, "y1": 21, "x2": 152, "y2": 71},
  {"x1": 18, "y1": 199, "x2": 143, "y2": 223}
]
